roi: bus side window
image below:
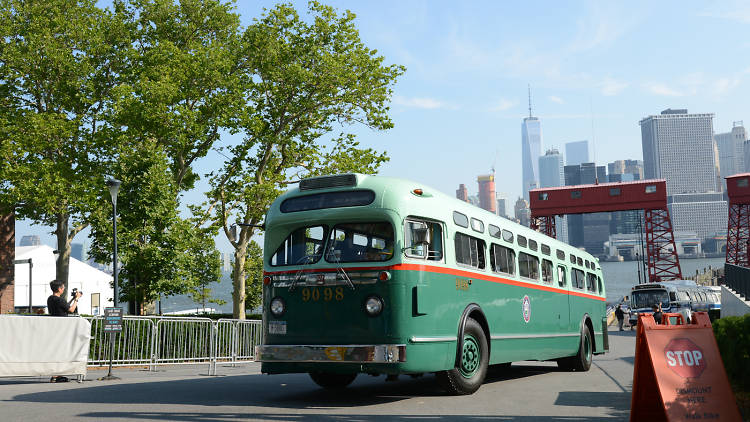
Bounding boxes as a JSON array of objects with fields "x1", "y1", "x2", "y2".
[
  {"x1": 572, "y1": 269, "x2": 585, "y2": 289},
  {"x1": 586, "y1": 272, "x2": 597, "y2": 293},
  {"x1": 557, "y1": 265, "x2": 567, "y2": 287},
  {"x1": 541, "y1": 259, "x2": 553, "y2": 284},
  {"x1": 518, "y1": 252, "x2": 539, "y2": 281},
  {"x1": 491, "y1": 244, "x2": 515, "y2": 275},
  {"x1": 404, "y1": 219, "x2": 444, "y2": 261},
  {"x1": 597, "y1": 276, "x2": 602, "y2": 294},
  {"x1": 455, "y1": 232, "x2": 486, "y2": 270}
]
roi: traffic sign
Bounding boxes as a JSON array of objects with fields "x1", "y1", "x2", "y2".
[
  {"x1": 103, "y1": 307, "x2": 123, "y2": 332},
  {"x1": 630, "y1": 312, "x2": 741, "y2": 422}
]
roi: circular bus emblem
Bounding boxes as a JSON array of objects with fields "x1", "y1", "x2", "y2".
[{"x1": 522, "y1": 295, "x2": 531, "y2": 323}]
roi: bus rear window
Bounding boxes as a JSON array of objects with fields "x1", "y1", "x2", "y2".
[
  {"x1": 325, "y1": 222, "x2": 394, "y2": 263},
  {"x1": 270, "y1": 226, "x2": 326, "y2": 266},
  {"x1": 280, "y1": 190, "x2": 375, "y2": 213}
]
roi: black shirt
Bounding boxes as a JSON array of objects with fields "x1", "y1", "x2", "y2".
[{"x1": 47, "y1": 295, "x2": 70, "y2": 316}]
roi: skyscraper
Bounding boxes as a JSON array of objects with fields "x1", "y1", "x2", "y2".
[
  {"x1": 538, "y1": 149, "x2": 564, "y2": 188},
  {"x1": 640, "y1": 108, "x2": 726, "y2": 240},
  {"x1": 477, "y1": 174, "x2": 496, "y2": 214},
  {"x1": 640, "y1": 109, "x2": 717, "y2": 195},
  {"x1": 565, "y1": 140, "x2": 589, "y2": 166},
  {"x1": 715, "y1": 122, "x2": 747, "y2": 187},
  {"x1": 521, "y1": 87, "x2": 542, "y2": 201},
  {"x1": 538, "y1": 148, "x2": 567, "y2": 242}
]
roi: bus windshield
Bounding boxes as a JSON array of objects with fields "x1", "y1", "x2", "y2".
[
  {"x1": 270, "y1": 225, "x2": 327, "y2": 266},
  {"x1": 325, "y1": 222, "x2": 394, "y2": 263},
  {"x1": 632, "y1": 289, "x2": 669, "y2": 309}
]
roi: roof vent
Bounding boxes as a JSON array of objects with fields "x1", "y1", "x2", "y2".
[{"x1": 299, "y1": 174, "x2": 357, "y2": 191}]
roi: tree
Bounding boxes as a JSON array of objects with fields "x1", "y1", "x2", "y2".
[
  {"x1": 0, "y1": 0, "x2": 130, "y2": 294},
  {"x1": 88, "y1": 140, "x2": 222, "y2": 313},
  {"x1": 84, "y1": 0, "x2": 240, "y2": 311},
  {"x1": 202, "y1": 2, "x2": 403, "y2": 318}
]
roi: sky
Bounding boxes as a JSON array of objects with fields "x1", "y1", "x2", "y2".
[{"x1": 15, "y1": 0, "x2": 750, "y2": 253}]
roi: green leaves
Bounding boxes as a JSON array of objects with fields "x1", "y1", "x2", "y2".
[{"x1": 201, "y1": 1, "x2": 402, "y2": 318}]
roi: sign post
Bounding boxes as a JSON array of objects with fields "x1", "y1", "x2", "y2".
[
  {"x1": 630, "y1": 312, "x2": 741, "y2": 421},
  {"x1": 99, "y1": 307, "x2": 123, "y2": 381}
]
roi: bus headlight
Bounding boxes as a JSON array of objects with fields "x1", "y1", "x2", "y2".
[
  {"x1": 270, "y1": 297, "x2": 286, "y2": 317},
  {"x1": 364, "y1": 296, "x2": 384, "y2": 317}
]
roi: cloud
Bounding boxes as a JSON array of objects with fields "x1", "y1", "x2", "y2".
[
  {"x1": 600, "y1": 78, "x2": 628, "y2": 96},
  {"x1": 393, "y1": 95, "x2": 452, "y2": 110},
  {"x1": 698, "y1": 2, "x2": 750, "y2": 24},
  {"x1": 548, "y1": 95, "x2": 564, "y2": 104},
  {"x1": 645, "y1": 83, "x2": 686, "y2": 97},
  {"x1": 489, "y1": 98, "x2": 517, "y2": 112}
]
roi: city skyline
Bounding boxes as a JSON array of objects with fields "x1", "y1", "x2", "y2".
[{"x1": 15, "y1": 0, "x2": 750, "y2": 253}]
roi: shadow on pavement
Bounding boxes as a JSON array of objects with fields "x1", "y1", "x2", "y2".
[
  {"x1": 78, "y1": 412, "x2": 626, "y2": 421},
  {"x1": 10, "y1": 365, "x2": 629, "y2": 420}
]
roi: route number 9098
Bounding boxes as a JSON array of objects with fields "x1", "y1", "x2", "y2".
[{"x1": 301, "y1": 287, "x2": 344, "y2": 302}]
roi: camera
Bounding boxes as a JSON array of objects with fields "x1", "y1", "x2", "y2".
[{"x1": 71, "y1": 288, "x2": 83, "y2": 297}]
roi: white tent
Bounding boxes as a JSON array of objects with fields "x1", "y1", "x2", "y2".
[{"x1": 14, "y1": 245, "x2": 114, "y2": 315}]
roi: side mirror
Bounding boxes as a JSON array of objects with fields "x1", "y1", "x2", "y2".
[{"x1": 412, "y1": 227, "x2": 431, "y2": 245}]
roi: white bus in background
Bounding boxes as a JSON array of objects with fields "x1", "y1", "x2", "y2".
[{"x1": 628, "y1": 280, "x2": 716, "y2": 326}]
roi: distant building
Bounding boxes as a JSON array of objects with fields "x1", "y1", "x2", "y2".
[
  {"x1": 521, "y1": 116, "x2": 543, "y2": 201},
  {"x1": 456, "y1": 184, "x2": 469, "y2": 202},
  {"x1": 607, "y1": 159, "x2": 643, "y2": 236},
  {"x1": 640, "y1": 108, "x2": 726, "y2": 242},
  {"x1": 640, "y1": 108, "x2": 718, "y2": 195},
  {"x1": 514, "y1": 197, "x2": 531, "y2": 227},
  {"x1": 715, "y1": 122, "x2": 747, "y2": 188},
  {"x1": 477, "y1": 174, "x2": 496, "y2": 214},
  {"x1": 71, "y1": 242, "x2": 87, "y2": 262},
  {"x1": 668, "y1": 192, "x2": 728, "y2": 240},
  {"x1": 564, "y1": 162, "x2": 609, "y2": 254},
  {"x1": 538, "y1": 148, "x2": 567, "y2": 242},
  {"x1": 19, "y1": 235, "x2": 40, "y2": 247},
  {"x1": 565, "y1": 140, "x2": 589, "y2": 166},
  {"x1": 496, "y1": 196, "x2": 507, "y2": 217}
]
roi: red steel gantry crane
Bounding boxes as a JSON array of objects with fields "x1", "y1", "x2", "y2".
[
  {"x1": 529, "y1": 179, "x2": 682, "y2": 282},
  {"x1": 725, "y1": 173, "x2": 750, "y2": 268}
]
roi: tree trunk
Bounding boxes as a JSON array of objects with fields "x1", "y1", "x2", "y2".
[
  {"x1": 55, "y1": 213, "x2": 72, "y2": 295},
  {"x1": 232, "y1": 244, "x2": 247, "y2": 319}
]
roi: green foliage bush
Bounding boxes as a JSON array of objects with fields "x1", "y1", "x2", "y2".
[{"x1": 713, "y1": 314, "x2": 750, "y2": 391}]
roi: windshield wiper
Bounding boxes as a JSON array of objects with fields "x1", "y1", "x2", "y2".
[
  {"x1": 289, "y1": 254, "x2": 317, "y2": 292},
  {"x1": 326, "y1": 250, "x2": 355, "y2": 290}
]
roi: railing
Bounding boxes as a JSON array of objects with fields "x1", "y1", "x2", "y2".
[
  {"x1": 86, "y1": 316, "x2": 262, "y2": 375},
  {"x1": 724, "y1": 263, "x2": 750, "y2": 300}
]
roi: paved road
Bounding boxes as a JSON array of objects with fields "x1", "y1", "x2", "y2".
[{"x1": 1, "y1": 330, "x2": 636, "y2": 421}]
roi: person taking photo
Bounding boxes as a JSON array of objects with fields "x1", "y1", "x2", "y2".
[{"x1": 47, "y1": 280, "x2": 81, "y2": 317}]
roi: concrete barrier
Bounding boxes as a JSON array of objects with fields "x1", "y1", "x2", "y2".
[{"x1": 720, "y1": 285, "x2": 750, "y2": 317}]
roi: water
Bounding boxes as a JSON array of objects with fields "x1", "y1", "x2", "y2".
[
  {"x1": 159, "y1": 257, "x2": 728, "y2": 313},
  {"x1": 601, "y1": 257, "x2": 725, "y2": 304}
]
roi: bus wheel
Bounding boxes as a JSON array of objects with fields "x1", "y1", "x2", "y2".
[
  {"x1": 559, "y1": 325, "x2": 593, "y2": 372},
  {"x1": 309, "y1": 372, "x2": 357, "y2": 389},
  {"x1": 437, "y1": 317, "x2": 489, "y2": 395}
]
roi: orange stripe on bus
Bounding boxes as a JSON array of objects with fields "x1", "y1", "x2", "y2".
[{"x1": 265, "y1": 263, "x2": 605, "y2": 302}]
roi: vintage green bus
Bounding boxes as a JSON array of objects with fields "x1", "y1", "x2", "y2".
[{"x1": 256, "y1": 174, "x2": 608, "y2": 394}]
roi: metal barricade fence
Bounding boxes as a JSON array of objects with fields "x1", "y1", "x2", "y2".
[{"x1": 86, "y1": 316, "x2": 262, "y2": 374}]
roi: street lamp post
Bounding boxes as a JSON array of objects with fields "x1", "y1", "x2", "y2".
[
  {"x1": 101, "y1": 178, "x2": 121, "y2": 382},
  {"x1": 105, "y1": 178, "x2": 121, "y2": 307}
]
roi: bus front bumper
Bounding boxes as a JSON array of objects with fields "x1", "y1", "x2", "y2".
[{"x1": 255, "y1": 344, "x2": 407, "y2": 363}]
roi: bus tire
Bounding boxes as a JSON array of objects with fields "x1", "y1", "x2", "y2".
[
  {"x1": 559, "y1": 325, "x2": 593, "y2": 372},
  {"x1": 309, "y1": 372, "x2": 357, "y2": 389},
  {"x1": 437, "y1": 317, "x2": 488, "y2": 395}
]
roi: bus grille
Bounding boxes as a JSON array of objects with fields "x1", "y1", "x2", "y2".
[{"x1": 300, "y1": 174, "x2": 357, "y2": 191}]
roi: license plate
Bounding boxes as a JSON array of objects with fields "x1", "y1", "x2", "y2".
[{"x1": 268, "y1": 320, "x2": 287, "y2": 335}]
